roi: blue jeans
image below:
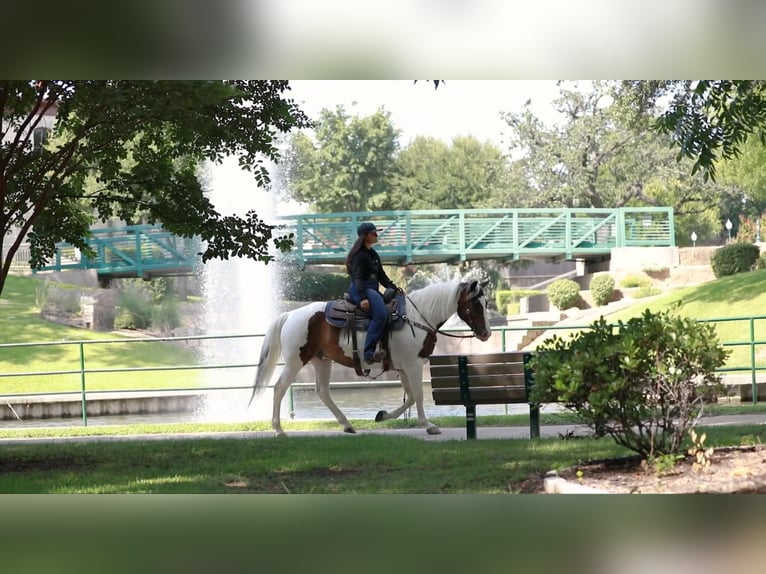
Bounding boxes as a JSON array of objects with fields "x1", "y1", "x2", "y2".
[{"x1": 348, "y1": 282, "x2": 387, "y2": 361}]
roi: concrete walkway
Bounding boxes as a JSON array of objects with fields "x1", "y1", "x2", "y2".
[{"x1": 0, "y1": 413, "x2": 764, "y2": 446}]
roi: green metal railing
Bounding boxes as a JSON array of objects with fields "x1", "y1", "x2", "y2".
[
  {"x1": 1, "y1": 313, "x2": 763, "y2": 428},
  {"x1": 34, "y1": 224, "x2": 200, "y2": 279},
  {"x1": 276, "y1": 207, "x2": 675, "y2": 265}
]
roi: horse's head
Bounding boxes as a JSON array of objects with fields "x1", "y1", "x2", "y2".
[{"x1": 456, "y1": 280, "x2": 492, "y2": 342}]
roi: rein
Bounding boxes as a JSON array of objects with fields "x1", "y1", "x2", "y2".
[{"x1": 404, "y1": 294, "x2": 479, "y2": 339}]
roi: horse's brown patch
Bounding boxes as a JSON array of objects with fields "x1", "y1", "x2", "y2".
[
  {"x1": 301, "y1": 312, "x2": 356, "y2": 369},
  {"x1": 418, "y1": 331, "x2": 438, "y2": 358}
]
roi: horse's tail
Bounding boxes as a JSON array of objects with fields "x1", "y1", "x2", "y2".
[{"x1": 248, "y1": 311, "x2": 290, "y2": 408}]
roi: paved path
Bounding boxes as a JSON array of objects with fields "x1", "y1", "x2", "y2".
[{"x1": 0, "y1": 414, "x2": 763, "y2": 446}]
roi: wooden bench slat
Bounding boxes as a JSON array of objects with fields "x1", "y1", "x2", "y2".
[
  {"x1": 430, "y1": 373, "x2": 527, "y2": 389},
  {"x1": 429, "y1": 352, "x2": 528, "y2": 366},
  {"x1": 429, "y1": 362, "x2": 526, "y2": 379},
  {"x1": 433, "y1": 387, "x2": 528, "y2": 404}
]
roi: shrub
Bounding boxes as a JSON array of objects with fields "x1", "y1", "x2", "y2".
[
  {"x1": 710, "y1": 242, "x2": 760, "y2": 278},
  {"x1": 619, "y1": 273, "x2": 652, "y2": 289},
  {"x1": 758, "y1": 252, "x2": 766, "y2": 270},
  {"x1": 115, "y1": 284, "x2": 152, "y2": 329},
  {"x1": 278, "y1": 267, "x2": 350, "y2": 300},
  {"x1": 546, "y1": 279, "x2": 580, "y2": 310},
  {"x1": 151, "y1": 298, "x2": 181, "y2": 331},
  {"x1": 589, "y1": 274, "x2": 615, "y2": 306},
  {"x1": 635, "y1": 284, "x2": 661, "y2": 298},
  {"x1": 495, "y1": 289, "x2": 543, "y2": 311},
  {"x1": 529, "y1": 309, "x2": 729, "y2": 458},
  {"x1": 44, "y1": 288, "x2": 82, "y2": 314}
]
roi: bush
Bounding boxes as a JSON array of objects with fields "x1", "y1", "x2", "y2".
[
  {"x1": 619, "y1": 273, "x2": 652, "y2": 289},
  {"x1": 589, "y1": 274, "x2": 615, "y2": 306},
  {"x1": 278, "y1": 267, "x2": 350, "y2": 300},
  {"x1": 151, "y1": 298, "x2": 181, "y2": 332},
  {"x1": 758, "y1": 252, "x2": 766, "y2": 270},
  {"x1": 495, "y1": 289, "x2": 543, "y2": 312},
  {"x1": 115, "y1": 284, "x2": 152, "y2": 329},
  {"x1": 529, "y1": 309, "x2": 729, "y2": 458},
  {"x1": 710, "y1": 242, "x2": 760, "y2": 278},
  {"x1": 546, "y1": 279, "x2": 580, "y2": 310},
  {"x1": 635, "y1": 284, "x2": 661, "y2": 299}
]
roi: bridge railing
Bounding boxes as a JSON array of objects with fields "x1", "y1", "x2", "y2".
[
  {"x1": 276, "y1": 207, "x2": 675, "y2": 264},
  {"x1": 34, "y1": 225, "x2": 200, "y2": 278}
]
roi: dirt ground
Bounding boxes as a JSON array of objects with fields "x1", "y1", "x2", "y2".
[{"x1": 532, "y1": 444, "x2": 766, "y2": 494}]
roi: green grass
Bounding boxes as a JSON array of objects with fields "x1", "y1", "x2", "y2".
[
  {"x1": 604, "y1": 268, "x2": 766, "y2": 369},
  {"x1": 0, "y1": 422, "x2": 761, "y2": 493},
  {"x1": 1, "y1": 275, "x2": 202, "y2": 393}
]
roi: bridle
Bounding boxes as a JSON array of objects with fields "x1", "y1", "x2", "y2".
[{"x1": 404, "y1": 283, "x2": 489, "y2": 340}]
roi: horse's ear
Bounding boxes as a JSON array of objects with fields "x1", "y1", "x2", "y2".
[{"x1": 480, "y1": 279, "x2": 490, "y2": 289}]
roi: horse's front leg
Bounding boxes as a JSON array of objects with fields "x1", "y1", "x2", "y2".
[
  {"x1": 375, "y1": 368, "x2": 441, "y2": 435},
  {"x1": 310, "y1": 358, "x2": 356, "y2": 434}
]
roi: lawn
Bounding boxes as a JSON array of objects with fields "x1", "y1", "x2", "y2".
[
  {"x1": 0, "y1": 421, "x2": 762, "y2": 493},
  {"x1": 1, "y1": 275, "x2": 203, "y2": 393},
  {"x1": 605, "y1": 268, "x2": 766, "y2": 370}
]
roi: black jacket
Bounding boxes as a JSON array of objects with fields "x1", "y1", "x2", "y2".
[{"x1": 350, "y1": 247, "x2": 395, "y2": 295}]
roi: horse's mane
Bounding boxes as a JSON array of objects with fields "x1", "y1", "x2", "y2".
[{"x1": 406, "y1": 281, "x2": 462, "y2": 323}]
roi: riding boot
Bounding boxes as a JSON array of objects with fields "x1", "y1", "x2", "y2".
[{"x1": 364, "y1": 349, "x2": 387, "y2": 365}]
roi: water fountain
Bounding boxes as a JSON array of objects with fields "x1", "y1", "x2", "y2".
[{"x1": 199, "y1": 155, "x2": 279, "y2": 422}]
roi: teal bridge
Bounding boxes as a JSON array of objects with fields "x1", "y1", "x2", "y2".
[
  {"x1": 277, "y1": 207, "x2": 675, "y2": 266},
  {"x1": 39, "y1": 207, "x2": 674, "y2": 278},
  {"x1": 37, "y1": 225, "x2": 200, "y2": 281}
]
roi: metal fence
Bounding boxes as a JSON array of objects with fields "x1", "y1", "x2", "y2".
[{"x1": 1, "y1": 316, "x2": 764, "y2": 427}]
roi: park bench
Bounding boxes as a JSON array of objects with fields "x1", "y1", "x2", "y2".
[{"x1": 429, "y1": 351, "x2": 540, "y2": 439}]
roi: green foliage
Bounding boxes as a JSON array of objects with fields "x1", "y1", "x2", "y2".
[
  {"x1": 278, "y1": 267, "x2": 350, "y2": 301},
  {"x1": 646, "y1": 80, "x2": 766, "y2": 181},
  {"x1": 758, "y1": 253, "x2": 766, "y2": 269},
  {"x1": 115, "y1": 284, "x2": 152, "y2": 329},
  {"x1": 34, "y1": 281, "x2": 50, "y2": 311},
  {"x1": 495, "y1": 289, "x2": 543, "y2": 311},
  {"x1": 710, "y1": 242, "x2": 760, "y2": 278},
  {"x1": 281, "y1": 106, "x2": 400, "y2": 212},
  {"x1": 619, "y1": 273, "x2": 652, "y2": 288},
  {"x1": 589, "y1": 274, "x2": 615, "y2": 306},
  {"x1": 546, "y1": 279, "x2": 580, "y2": 310},
  {"x1": 151, "y1": 298, "x2": 181, "y2": 332},
  {"x1": 390, "y1": 135, "x2": 510, "y2": 210},
  {"x1": 530, "y1": 309, "x2": 729, "y2": 457},
  {"x1": 0, "y1": 81, "x2": 311, "y2": 298},
  {"x1": 634, "y1": 284, "x2": 661, "y2": 298}
]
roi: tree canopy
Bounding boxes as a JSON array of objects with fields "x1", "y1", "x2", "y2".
[
  {"x1": 617, "y1": 80, "x2": 766, "y2": 182},
  {"x1": 0, "y1": 80, "x2": 310, "y2": 296},
  {"x1": 281, "y1": 105, "x2": 400, "y2": 213}
]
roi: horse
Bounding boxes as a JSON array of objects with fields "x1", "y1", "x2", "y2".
[{"x1": 248, "y1": 279, "x2": 492, "y2": 436}]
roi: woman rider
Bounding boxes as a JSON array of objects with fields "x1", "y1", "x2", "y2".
[{"x1": 345, "y1": 221, "x2": 399, "y2": 364}]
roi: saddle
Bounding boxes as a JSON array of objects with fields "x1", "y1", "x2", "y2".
[{"x1": 324, "y1": 289, "x2": 407, "y2": 376}]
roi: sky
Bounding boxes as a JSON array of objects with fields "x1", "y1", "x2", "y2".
[{"x1": 287, "y1": 80, "x2": 564, "y2": 148}]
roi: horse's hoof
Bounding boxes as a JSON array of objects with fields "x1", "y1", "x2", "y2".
[
  {"x1": 343, "y1": 426, "x2": 357, "y2": 434},
  {"x1": 374, "y1": 410, "x2": 387, "y2": 422},
  {"x1": 426, "y1": 427, "x2": 442, "y2": 435}
]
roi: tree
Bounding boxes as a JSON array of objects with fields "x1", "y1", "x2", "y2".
[
  {"x1": 280, "y1": 105, "x2": 400, "y2": 213},
  {"x1": 390, "y1": 135, "x2": 510, "y2": 210},
  {"x1": 502, "y1": 82, "x2": 678, "y2": 209},
  {"x1": 618, "y1": 80, "x2": 766, "y2": 182},
  {"x1": 0, "y1": 80, "x2": 310, "y2": 297}
]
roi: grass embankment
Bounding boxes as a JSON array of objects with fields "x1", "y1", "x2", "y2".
[
  {"x1": 0, "y1": 422, "x2": 762, "y2": 493},
  {"x1": 605, "y1": 268, "x2": 766, "y2": 370},
  {"x1": 1, "y1": 275, "x2": 201, "y2": 393}
]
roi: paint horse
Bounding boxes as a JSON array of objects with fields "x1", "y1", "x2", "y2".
[{"x1": 248, "y1": 280, "x2": 492, "y2": 436}]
